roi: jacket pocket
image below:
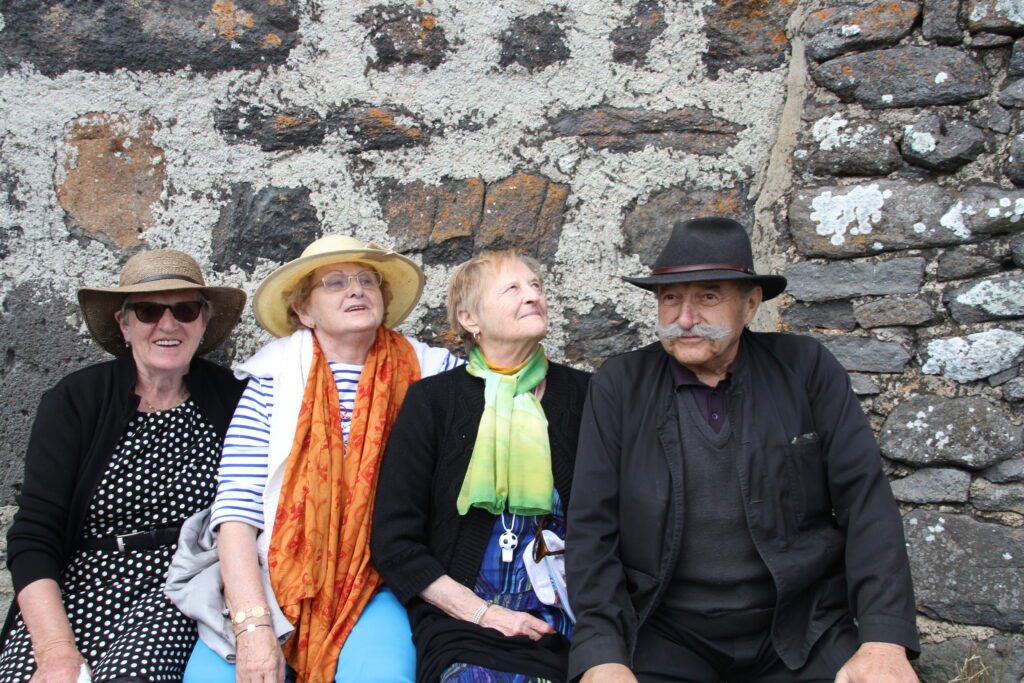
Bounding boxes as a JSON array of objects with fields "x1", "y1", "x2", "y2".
[{"x1": 786, "y1": 432, "x2": 832, "y2": 528}]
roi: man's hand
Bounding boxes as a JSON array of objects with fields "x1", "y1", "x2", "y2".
[
  {"x1": 581, "y1": 663, "x2": 638, "y2": 682},
  {"x1": 835, "y1": 642, "x2": 918, "y2": 683}
]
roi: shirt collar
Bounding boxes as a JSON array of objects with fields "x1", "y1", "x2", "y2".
[{"x1": 668, "y1": 342, "x2": 743, "y2": 389}]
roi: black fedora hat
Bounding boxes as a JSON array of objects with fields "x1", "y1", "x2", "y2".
[{"x1": 622, "y1": 217, "x2": 787, "y2": 300}]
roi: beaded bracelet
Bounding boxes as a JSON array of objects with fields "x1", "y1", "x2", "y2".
[
  {"x1": 471, "y1": 600, "x2": 494, "y2": 625},
  {"x1": 232, "y1": 606, "x2": 270, "y2": 624}
]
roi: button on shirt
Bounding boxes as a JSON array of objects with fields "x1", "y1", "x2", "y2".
[{"x1": 668, "y1": 349, "x2": 742, "y2": 433}]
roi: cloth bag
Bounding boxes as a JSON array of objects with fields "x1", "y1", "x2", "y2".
[{"x1": 164, "y1": 508, "x2": 293, "y2": 662}]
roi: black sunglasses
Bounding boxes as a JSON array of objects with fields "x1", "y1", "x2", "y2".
[{"x1": 127, "y1": 301, "x2": 205, "y2": 324}]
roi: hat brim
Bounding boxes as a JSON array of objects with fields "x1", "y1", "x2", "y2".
[
  {"x1": 622, "y1": 269, "x2": 787, "y2": 301},
  {"x1": 78, "y1": 282, "x2": 247, "y2": 356},
  {"x1": 252, "y1": 247, "x2": 425, "y2": 338}
]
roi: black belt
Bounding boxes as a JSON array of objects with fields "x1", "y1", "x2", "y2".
[{"x1": 80, "y1": 525, "x2": 182, "y2": 552}]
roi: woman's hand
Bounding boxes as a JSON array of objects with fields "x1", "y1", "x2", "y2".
[
  {"x1": 30, "y1": 642, "x2": 87, "y2": 683},
  {"x1": 478, "y1": 604, "x2": 556, "y2": 641},
  {"x1": 234, "y1": 625, "x2": 285, "y2": 683}
]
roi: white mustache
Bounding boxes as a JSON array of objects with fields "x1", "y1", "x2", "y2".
[{"x1": 657, "y1": 322, "x2": 731, "y2": 342}]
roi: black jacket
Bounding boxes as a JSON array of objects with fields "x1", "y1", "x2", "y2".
[
  {"x1": 371, "y1": 363, "x2": 590, "y2": 682},
  {"x1": 6, "y1": 353, "x2": 244, "y2": 595},
  {"x1": 566, "y1": 333, "x2": 918, "y2": 680}
]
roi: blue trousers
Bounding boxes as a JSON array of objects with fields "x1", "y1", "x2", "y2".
[{"x1": 183, "y1": 588, "x2": 415, "y2": 683}]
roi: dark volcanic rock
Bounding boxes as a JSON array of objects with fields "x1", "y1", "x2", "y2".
[
  {"x1": 1013, "y1": 233, "x2": 1024, "y2": 266},
  {"x1": 944, "y1": 274, "x2": 1024, "y2": 323},
  {"x1": 621, "y1": 184, "x2": 755, "y2": 266},
  {"x1": 811, "y1": 46, "x2": 990, "y2": 108},
  {"x1": 922, "y1": 0, "x2": 965, "y2": 45},
  {"x1": 0, "y1": 225, "x2": 23, "y2": 261},
  {"x1": 793, "y1": 113, "x2": 900, "y2": 176},
  {"x1": 0, "y1": 282, "x2": 106, "y2": 505},
  {"x1": 936, "y1": 246, "x2": 1003, "y2": 281},
  {"x1": 971, "y1": 477, "x2": 1024, "y2": 513},
  {"x1": 803, "y1": 1, "x2": 918, "y2": 62},
  {"x1": 0, "y1": 0, "x2": 298, "y2": 76},
  {"x1": 899, "y1": 114, "x2": 987, "y2": 172},
  {"x1": 812, "y1": 334, "x2": 910, "y2": 372},
  {"x1": 1008, "y1": 133, "x2": 1024, "y2": 187},
  {"x1": 967, "y1": 31, "x2": 1016, "y2": 46},
  {"x1": 880, "y1": 394, "x2": 1021, "y2": 468},
  {"x1": 785, "y1": 258, "x2": 924, "y2": 302},
  {"x1": 610, "y1": 0, "x2": 667, "y2": 66},
  {"x1": 918, "y1": 634, "x2": 1024, "y2": 683},
  {"x1": 214, "y1": 107, "x2": 326, "y2": 152},
  {"x1": 998, "y1": 79, "x2": 1024, "y2": 108},
  {"x1": 701, "y1": 0, "x2": 796, "y2": 79},
  {"x1": 982, "y1": 455, "x2": 1024, "y2": 482},
  {"x1": 1011, "y1": 39, "x2": 1024, "y2": 77},
  {"x1": 890, "y1": 467, "x2": 970, "y2": 504},
  {"x1": 498, "y1": 12, "x2": 570, "y2": 72},
  {"x1": 563, "y1": 303, "x2": 641, "y2": 369},
  {"x1": 550, "y1": 105, "x2": 742, "y2": 154},
  {"x1": 781, "y1": 301, "x2": 857, "y2": 332},
  {"x1": 854, "y1": 295, "x2": 939, "y2": 328},
  {"x1": 905, "y1": 510, "x2": 1024, "y2": 632},
  {"x1": 848, "y1": 373, "x2": 880, "y2": 395},
  {"x1": 965, "y1": 0, "x2": 1024, "y2": 34},
  {"x1": 326, "y1": 103, "x2": 430, "y2": 152},
  {"x1": 357, "y1": 4, "x2": 450, "y2": 71},
  {"x1": 212, "y1": 184, "x2": 321, "y2": 275},
  {"x1": 476, "y1": 173, "x2": 568, "y2": 259}
]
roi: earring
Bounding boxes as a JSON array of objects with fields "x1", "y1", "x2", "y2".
[{"x1": 472, "y1": 330, "x2": 481, "y2": 342}]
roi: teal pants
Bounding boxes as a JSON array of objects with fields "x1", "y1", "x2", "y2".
[{"x1": 183, "y1": 588, "x2": 415, "y2": 682}]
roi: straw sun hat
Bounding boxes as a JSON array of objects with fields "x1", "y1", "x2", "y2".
[
  {"x1": 252, "y1": 235, "x2": 426, "y2": 338},
  {"x1": 78, "y1": 249, "x2": 247, "y2": 356}
]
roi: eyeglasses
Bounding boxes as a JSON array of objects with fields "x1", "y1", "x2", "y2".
[
  {"x1": 532, "y1": 515, "x2": 565, "y2": 563},
  {"x1": 318, "y1": 271, "x2": 383, "y2": 292},
  {"x1": 127, "y1": 301, "x2": 205, "y2": 324}
]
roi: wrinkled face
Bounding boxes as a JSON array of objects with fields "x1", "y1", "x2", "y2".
[
  {"x1": 294, "y1": 262, "x2": 385, "y2": 341},
  {"x1": 459, "y1": 259, "x2": 548, "y2": 350},
  {"x1": 656, "y1": 280, "x2": 761, "y2": 379},
  {"x1": 116, "y1": 290, "x2": 208, "y2": 376}
]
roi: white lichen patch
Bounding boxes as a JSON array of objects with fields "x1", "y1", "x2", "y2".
[
  {"x1": 812, "y1": 112, "x2": 875, "y2": 151},
  {"x1": 808, "y1": 183, "x2": 886, "y2": 246},
  {"x1": 921, "y1": 329, "x2": 1024, "y2": 382},
  {"x1": 970, "y1": 0, "x2": 1024, "y2": 24},
  {"x1": 881, "y1": 94, "x2": 894, "y2": 104},
  {"x1": 954, "y1": 278, "x2": 1024, "y2": 317},
  {"x1": 935, "y1": 72, "x2": 949, "y2": 84},
  {"x1": 904, "y1": 125, "x2": 936, "y2": 153},
  {"x1": 939, "y1": 200, "x2": 974, "y2": 240},
  {"x1": 839, "y1": 24, "x2": 862, "y2": 36},
  {"x1": 912, "y1": 222, "x2": 927, "y2": 233}
]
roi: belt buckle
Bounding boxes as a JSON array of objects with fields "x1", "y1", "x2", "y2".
[{"x1": 115, "y1": 530, "x2": 145, "y2": 552}]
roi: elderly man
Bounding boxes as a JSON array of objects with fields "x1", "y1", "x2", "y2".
[{"x1": 567, "y1": 218, "x2": 919, "y2": 682}]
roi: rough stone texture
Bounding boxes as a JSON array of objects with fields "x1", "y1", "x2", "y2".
[
  {"x1": 880, "y1": 394, "x2": 1022, "y2": 468},
  {"x1": 917, "y1": 634, "x2": 1024, "y2": 683},
  {"x1": 700, "y1": 0, "x2": 796, "y2": 79},
  {"x1": 57, "y1": 113, "x2": 165, "y2": 249},
  {"x1": 0, "y1": 283, "x2": 106, "y2": 506},
  {"x1": 967, "y1": 31, "x2": 1017, "y2": 46},
  {"x1": 550, "y1": 105, "x2": 743, "y2": 154},
  {"x1": 890, "y1": 467, "x2": 971, "y2": 504},
  {"x1": 781, "y1": 301, "x2": 856, "y2": 332},
  {"x1": 965, "y1": 0, "x2": 1024, "y2": 33},
  {"x1": 812, "y1": 334, "x2": 911, "y2": 372},
  {"x1": 922, "y1": 0, "x2": 965, "y2": 45},
  {"x1": 982, "y1": 101, "x2": 1013, "y2": 134},
  {"x1": 563, "y1": 303, "x2": 641, "y2": 370},
  {"x1": 621, "y1": 184, "x2": 755, "y2": 266},
  {"x1": 899, "y1": 114, "x2": 988, "y2": 173},
  {"x1": 211, "y1": 184, "x2": 321, "y2": 275},
  {"x1": 905, "y1": 510, "x2": 1024, "y2": 631},
  {"x1": 971, "y1": 477, "x2": 1024, "y2": 513},
  {"x1": 0, "y1": 506, "x2": 13, "y2": 616},
  {"x1": 793, "y1": 113, "x2": 900, "y2": 177},
  {"x1": 921, "y1": 329, "x2": 1024, "y2": 383},
  {"x1": 610, "y1": 0, "x2": 667, "y2": 66},
  {"x1": 0, "y1": 0, "x2": 299, "y2": 76},
  {"x1": 987, "y1": 364, "x2": 1018, "y2": 387},
  {"x1": 1010, "y1": 39, "x2": 1024, "y2": 77},
  {"x1": 214, "y1": 106, "x2": 326, "y2": 151},
  {"x1": 357, "y1": 4, "x2": 450, "y2": 71},
  {"x1": 1003, "y1": 376, "x2": 1024, "y2": 401},
  {"x1": 1008, "y1": 133, "x2": 1024, "y2": 187},
  {"x1": 380, "y1": 173, "x2": 568, "y2": 263},
  {"x1": 498, "y1": 11, "x2": 570, "y2": 72},
  {"x1": 327, "y1": 103, "x2": 431, "y2": 153},
  {"x1": 803, "y1": 1, "x2": 919, "y2": 63},
  {"x1": 848, "y1": 372, "x2": 880, "y2": 395},
  {"x1": 936, "y1": 246, "x2": 1004, "y2": 281},
  {"x1": 785, "y1": 258, "x2": 924, "y2": 302},
  {"x1": 854, "y1": 295, "x2": 939, "y2": 328},
  {"x1": 982, "y1": 455, "x2": 1024, "y2": 482},
  {"x1": 811, "y1": 46, "x2": 990, "y2": 108},
  {"x1": 0, "y1": 225, "x2": 22, "y2": 261},
  {"x1": 999, "y1": 78, "x2": 1024, "y2": 108},
  {"x1": 789, "y1": 182, "x2": 1024, "y2": 258},
  {"x1": 944, "y1": 274, "x2": 1024, "y2": 323}
]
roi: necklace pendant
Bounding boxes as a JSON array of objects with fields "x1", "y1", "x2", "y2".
[{"x1": 499, "y1": 529, "x2": 518, "y2": 563}]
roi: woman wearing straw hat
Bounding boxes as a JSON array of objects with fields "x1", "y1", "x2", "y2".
[
  {"x1": 182, "y1": 235, "x2": 462, "y2": 683},
  {"x1": 0, "y1": 250, "x2": 247, "y2": 682},
  {"x1": 371, "y1": 250, "x2": 590, "y2": 683}
]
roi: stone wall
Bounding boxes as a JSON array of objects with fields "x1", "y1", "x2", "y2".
[{"x1": 0, "y1": 1, "x2": 1021, "y2": 680}]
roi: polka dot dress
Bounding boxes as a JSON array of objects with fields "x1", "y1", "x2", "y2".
[{"x1": 0, "y1": 400, "x2": 221, "y2": 682}]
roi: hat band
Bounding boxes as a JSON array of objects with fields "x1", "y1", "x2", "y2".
[
  {"x1": 651, "y1": 263, "x2": 754, "y2": 276},
  {"x1": 133, "y1": 274, "x2": 201, "y2": 286}
]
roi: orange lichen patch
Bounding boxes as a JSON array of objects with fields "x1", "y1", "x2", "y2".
[
  {"x1": 769, "y1": 28, "x2": 788, "y2": 44},
  {"x1": 421, "y1": 14, "x2": 437, "y2": 30},
  {"x1": 206, "y1": 1, "x2": 255, "y2": 40},
  {"x1": 56, "y1": 113, "x2": 166, "y2": 248},
  {"x1": 260, "y1": 32, "x2": 283, "y2": 48},
  {"x1": 433, "y1": 178, "x2": 483, "y2": 242},
  {"x1": 367, "y1": 108, "x2": 422, "y2": 139},
  {"x1": 268, "y1": 0, "x2": 286, "y2": 5}
]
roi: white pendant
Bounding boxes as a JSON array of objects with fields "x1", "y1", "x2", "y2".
[{"x1": 499, "y1": 529, "x2": 518, "y2": 563}]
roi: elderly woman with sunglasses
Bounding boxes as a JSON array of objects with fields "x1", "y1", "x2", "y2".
[
  {"x1": 0, "y1": 250, "x2": 247, "y2": 682},
  {"x1": 179, "y1": 235, "x2": 462, "y2": 683},
  {"x1": 371, "y1": 250, "x2": 591, "y2": 682}
]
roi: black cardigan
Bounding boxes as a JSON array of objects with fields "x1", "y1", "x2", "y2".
[
  {"x1": 371, "y1": 362, "x2": 590, "y2": 682},
  {"x1": 6, "y1": 353, "x2": 244, "y2": 594}
]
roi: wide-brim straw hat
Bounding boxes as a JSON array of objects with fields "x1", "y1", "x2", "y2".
[
  {"x1": 78, "y1": 249, "x2": 247, "y2": 356},
  {"x1": 252, "y1": 234, "x2": 426, "y2": 338},
  {"x1": 622, "y1": 217, "x2": 787, "y2": 300}
]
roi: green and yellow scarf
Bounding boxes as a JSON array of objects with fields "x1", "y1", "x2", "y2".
[{"x1": 457, "y1": 344, "x2": 553, "y2": 516}]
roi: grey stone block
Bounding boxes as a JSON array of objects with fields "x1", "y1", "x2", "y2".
[
  {"x1": 794, "y1": 114, "x2": 900, "y2": 176},
  {"x1": 971, "y1": 477, "x2": 1024, "y2": 513},
  {"x1": 920, "y1": 329, "x2": 1024, "y2": 383},
  {"x1": 922, "y1": 0, "x2": 964, "y2": 45},
  {"x1": 943, "y1": 274, "x2": 1024, "y2": 323},
  {"x1": 917, "y1": 633, "x2": 1024, "y2": 683},
  {"x1": 1010, "y1": 39, "x2": 1024, "y2": 78},
  {"x1": 965, "y1": 0, "x2": 1024, "y2": 33},
  {"x1": 854, "y1": 296, "x2": 938, "y2": 328},
  {"x1": 782, "y1": 301, "x2": 857, "y2": 331},
  {"x1": 498, "y1": 11, "x2": 570, "y2": 72},
  {"x1": 890, "y1": 467, "x2": 971, "y2": 503},
  {"x1": 981, "y1": 456, "x2": 1024, "y2": 483},
  {"x1": 1008, "y1": 133, "x2": 1024, "y2": 187},
  {"x1": 900, "y1": 114, "x2": 987, "y2": 173},
  {"x1": 803, "y1": 1, "x2": 918, "y2": 62},
  {"x1": 999, "y1": 79, "x2": 1024, "y2": 109},
  {"x1": 1002, "y1": 376, "x2": 1024, "y2": 401},
  {"x1": 786, "y1": 258, "x2": 924, "y2": 302},
  {"x1": 610, "y1": 0, "x2": 667, "y2": 66},
  {"x1": 880, "y1": 394, "x2": 1022, "y2": 469},
  {"x1": 936, "y1": 247, "x2": 1003, "y2": 281},
  {"x1": 849, "y1": 372, "x2": 880, "y2": 395},
  {"x1": 813, "y1": 334, "x2": 910, "y2": 372}
]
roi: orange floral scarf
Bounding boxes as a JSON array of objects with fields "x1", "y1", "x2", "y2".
[{"x1": 268, "y1": 327, "x2": 420, "y2": 683}]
